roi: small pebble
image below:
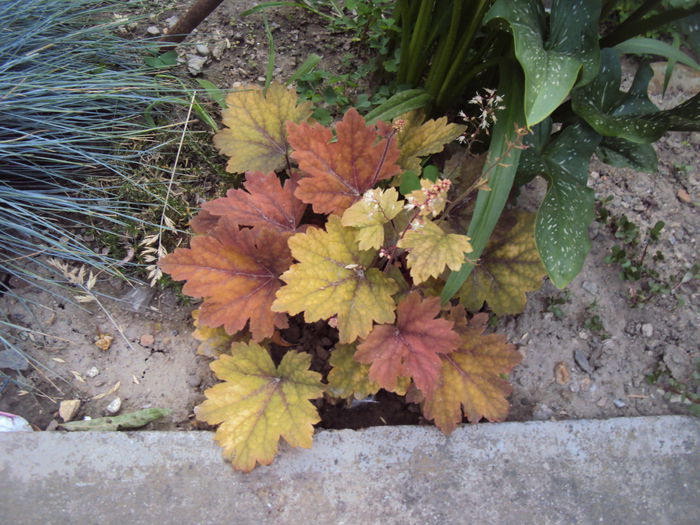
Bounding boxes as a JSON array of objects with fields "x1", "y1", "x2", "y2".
[
  {"x1": 196, "y1": 44, "x2": 210, "y2": 56},
  {"x1": 581, "y1": 281, "x2": 598, "y2": 295},
  {"x1": 187, "y1": 55, "x2": 207, "y2": 75},
  {"x1": 106, "y1": 397, "x2": 122, "y2": 415},
  {"x1": 86, "y1": 366, "x2": 100, "y2": 378},
  {"x1": 641, "y1": 323, "x2": 654, "y2": 338},
  {"x1": 613, "y1": 399, "x2": 627, "y2": 408},
  {"x1": 59, "y1": 400, "x2": 81, "y2": 422},
  {"x1": 677, "y1": 188, "x2": 691, "y2": 203},
  {"x1": 186, "y1": 375, "x2": 202, "y2": 388},
  {"x1": 574, "y1": 349, "x2": 594, "y2": 375},
  {"x1": 165, "y1": 16, "x2": 179, "y2": 28},
  {"x1": 532, "y1": 403, "x2": 554, "y2": 421},
  {"x1": 140, "y1": 334, "x2": 155, "y2": 347},
  {"x1": 596, "y1": 397, "x2": 608, "y2": 407},
  {"x1": 146, "y1": 25, "x2": 160, "y2": 36},
  {"x1": 257, "y1": 76, "x2": 266, "y2": 82}
]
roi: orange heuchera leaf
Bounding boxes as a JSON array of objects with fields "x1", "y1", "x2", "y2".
[
  {"x1": 189, "y1": 209, "x2": 220, "y2": 234},
  {"x1": 213, "y1": 82, "x2": 313, "y2": 174},
  {"x1": 203, "y1": 171, "x2": 306, "y2": 233},
  {"x1": 355, "y1": 292, "x2": 460, "y2": 395},
  {"x1": 158, "y1": 220, "x2": 290, "y2": 341},
  {"x1": 422, "y1": 308, "x2": 522, "y2": 435},
  {"x1": 272, "y1": 216, "x2": 398, "y2": 343},
  {"x1": 287, "y1": 108, "x2": 401, "y2": 215},
  {"x1": 196, "y1": 342, "x2": 324, "y2": 472}
]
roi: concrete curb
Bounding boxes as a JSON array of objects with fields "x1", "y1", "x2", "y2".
[{"x1": 1, "y1": 416, "x2": 698, "y2": 524}]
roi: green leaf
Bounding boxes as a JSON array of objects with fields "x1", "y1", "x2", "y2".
[
  {"x1": 484, "y1": 0, "x2": 601, "y2": 126},
  {"x1": 530, "y1": 123, "x2": 602, "y2": 287},
  {"x1": 364, "y1": 89, "x2": 432, "y2": 125},
  {"x1": 59, "y1": 408, "x2": 171, "y2": 431},
  {"x1": 399, "y1": 171, "x2": 421, "y2": 195},
  {"x1": 441, "y1": 62, "x2": 525, "y2": 303},
  {"x1": 614, "y1": 37, "x2": 700, "y2": 71},
  {"x1": 596, "y1": 137, "x2": 658, "y2": 173},
  {"x1": 196, "y1": 79, "x2": 227, "y2": 108},
  {"x1": 571, "y1": 49, "x2": 666, "y2": 143}
]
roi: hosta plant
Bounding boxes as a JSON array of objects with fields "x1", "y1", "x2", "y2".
[{"x1": 159, "y1": 83, "x2": 539, "y2": 471}]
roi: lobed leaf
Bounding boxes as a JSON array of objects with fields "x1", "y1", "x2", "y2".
[
  {"x1": 159, "y1": 220, "x2": 291, "y2": 341},
  {"x1": 458, "y1": 211, "x2": 546, "y2": 315},
  {"x1": 196, "y1": 342, "x2": 324, "y2": 472},
  {"x1": 327, "y1": 343, "x2": 380, "y2": 400},
  {"x1": 341, "y1": 187, "x2": 403, "y2": 250},
  {"x1": 395, "y1": 111, "x2": 466, "y2": 173},
  {"x1": 203, "y1": 171, "x2": 306, "y2": 233},
  {"x1": 287, "y1": 108, "x2": 401, "y2": 215},
  {"x1": 355, "y1": 292, "x2": 460, "y2": 395},
  {"x1": 398, "y1": 220, "x2": 473, "y2": 284},
  {"x1": 191, "y1": 309, "x2": 239, "y2": 357},
  {"x1": 422, "y1": 309, "x2": 521, "y2": 434},
  {"x1": 213, "y1": 82, "x2": 313, "y2": 174},
  {"x1": 272, "y1": 216, "x2": 398, "y2": 343}
]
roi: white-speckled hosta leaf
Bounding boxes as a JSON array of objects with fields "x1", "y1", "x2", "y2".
[
  {"x1": 571, "y1": 49, "x2": 665, "y2": 143},
  {"x1": 484, "y1": 0, "x2": 601, "y2": 127},
  {"x1": 596, "y1": 137, "x2": 658, "y2": 173},
  {"x1": 528, "y1": 123, "x2": 602, "y2": 288}
]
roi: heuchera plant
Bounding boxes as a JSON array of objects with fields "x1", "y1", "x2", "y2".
[{"x1": 159, "y1": 82, "x2": 544, "y2": 472}]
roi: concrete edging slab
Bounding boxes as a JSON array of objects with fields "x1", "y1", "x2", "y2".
[{"x1": 1, "y1": 415, "x2": 698, "y2": 524}]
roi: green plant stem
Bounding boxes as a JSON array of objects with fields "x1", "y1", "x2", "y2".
[
  {"x1": 441, "y1": 58, "x2": 525, "y2": 303},
  {"x1": 435, "y1": 0, "x2": 491, "y2": 110},
  {"x1": 404, "y1": 0, "x2": 434, "y2": 85},
  {"x1": 424, "y1": 0, "x2": 463, "y2": 97},
  {"x1": 601, "y1": 4, "x2": 700, "y2": 47}
]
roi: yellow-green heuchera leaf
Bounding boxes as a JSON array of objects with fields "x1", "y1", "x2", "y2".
[
  {"x1": 327, "y1": 344, "x2": 380, "y2": 399},
  {"x1": 272, "y1": 216, "x2": 398, "y2": 343},
  {"x1": 341, "y1": 188, "x2": 403, "y2": 250},
  {"x1": 196, "y1": 342, "x2": 324, "y2": 472},
  {"x1": 398, "y1": 220, "x2": 473, "y2": 284},
  {"x1": 213, "y1": 82, "x2": 313, "y2": 174},
  {"x1": 458, "y1": 211, "x2": 546, "y2": 315},
  {"x1": 396, "y1": 111, "x2": 466, "y2": 173}
]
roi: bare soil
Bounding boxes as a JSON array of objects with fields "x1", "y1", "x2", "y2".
[{"x1": 1, "y1": 0, "x2": 698, "y2": 431}]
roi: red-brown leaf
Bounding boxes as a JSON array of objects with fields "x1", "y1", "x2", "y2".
[
  {"x1": 354, "y1": 292, "x2": 460, "y2": 394},
  {"x1": 287, "y1": 108, "x2": 401, "y2": 215},
  {"x1": 158, "y1": 219, "x2": 291, "y2": 341},
  {"x1": 203, "y1": 171, "x2": 306, "y2": 233}
]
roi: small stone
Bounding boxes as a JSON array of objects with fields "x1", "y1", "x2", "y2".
[
  {"x1": 578, "y1": 331, "x2": 589, "y2": 340},
  {"x1": 211, "y1": 41, "x2": 227, "y2": 60},
  {"x1": 146, "y1": 25, "x2": 161, "y2": 36},
  {"x1": 581, "y1": 281, "x2": 598, "y2": 295},
  {"x1": 186, "y1": 375, "x2": 202, "y2": 388},
  {"x1": 106, "y1": 397, "x2": 122, "y2": 415},
  {"x1": 59, "y1": 400, "x2": 81, "y2": 422},
  {"x1": 580, "y1": 377, "x2": 592, "y2": 392},
  {"x1": 574, "y1": 349, "x2": 594, "y2": 375},
  {"x1": 596, "y1": 397, "x2": 608, "y2": 407},
  {"x1": 187, "y1": 55, "x2": 207, "y2": 75},
  {"x1": 613, "y1": 399, "x2": 627, "y2": 408},
  {"x1": 554, "y1": 362, "x2": 570, "y2": 385},
  {"x1": 196, "y1": 44, "x2": 210, "y2": 56},
  {"x1": 45, "y1": 419, "x2": 59, "y2": 431},
  {"x1": 677, "y1": 188, "x2": 691, "y2": 203},
  {"x1": 86, "y1": 366, "x2": 99, "y2": 378},
  {"x1": 257, "y1": 76, "x2": 266, "y2": 82},
  {"x1": 165, "y1": 16, "x2": 179, "y2": 28},
  {"x1": 532, "y1": 403, "x2": 554, "y2": 421},
  {"x1": 140, "y1": 334, "x2": 155, "y2": 347},
  {"x1": 641, "y1": 323, "x2": 653, "y2": 338},
  {"x1": 94, "y1": 333, "x2": 114, "y2": 351}
]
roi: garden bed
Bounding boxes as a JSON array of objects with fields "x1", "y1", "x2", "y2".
[{"x1": 1, "y1": 0, "x2": 698, "y2": 432}]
